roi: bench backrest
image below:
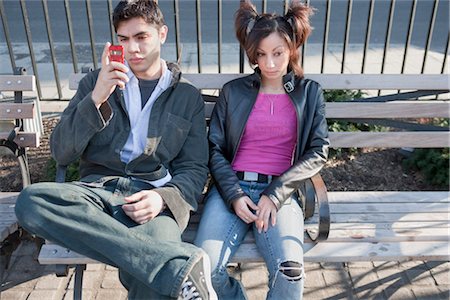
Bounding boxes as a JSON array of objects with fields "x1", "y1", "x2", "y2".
[
  {"x1": 69, "y1": 73, "x2": 450, "y2": 148},
  {"x1": 0, "y1": 75, "x2": 41, "y2": 148}
]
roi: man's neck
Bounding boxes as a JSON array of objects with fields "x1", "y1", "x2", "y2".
[{"x1": 134, "y1": 60, "x2": 162, "y2": 81}]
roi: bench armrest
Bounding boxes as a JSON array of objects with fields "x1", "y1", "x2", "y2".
[{"x1": 306, "y1": 173, "x2": 330, "y2": 242}]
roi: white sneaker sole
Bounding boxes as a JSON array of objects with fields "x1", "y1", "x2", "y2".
[{"x1": 200, "y1": 252, "x2": 218, "y2": 300}]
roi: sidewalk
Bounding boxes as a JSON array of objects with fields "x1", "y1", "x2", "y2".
[{"x1": 1, "y1": 234, "x2": 449, "y2": 299}]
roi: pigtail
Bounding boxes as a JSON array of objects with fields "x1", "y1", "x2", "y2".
[
  {"x1": 235, "y1": 1, "x2": 259, "y2": 48},
  {"x1": 285, "y1": 0, "x2": 313, "y2": 48}
]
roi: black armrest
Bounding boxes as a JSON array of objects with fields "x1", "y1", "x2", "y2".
[{"x1": 306, "y1": 173, "x2": 330, "y2": 242}]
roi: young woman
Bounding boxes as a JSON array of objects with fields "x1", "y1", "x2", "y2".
[{"x1": 194, "y1": 1, "x2": 329, "y2": 299}]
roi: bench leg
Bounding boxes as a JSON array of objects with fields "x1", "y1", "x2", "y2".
[{"x1": 74, "y1": 264, "x2": 86, "y2": 300}]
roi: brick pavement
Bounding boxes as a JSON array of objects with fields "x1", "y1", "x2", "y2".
[{"x1": 1, "y1": 235, "x2": 448, "y2": 300}]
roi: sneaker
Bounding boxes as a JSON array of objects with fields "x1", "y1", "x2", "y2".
[{"x1": 178, "y1": 251, "x2": 218, "y2": 300}]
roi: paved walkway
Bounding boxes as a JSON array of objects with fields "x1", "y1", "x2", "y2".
[{"x1": 1, "y1": 233, "x2": 448, "y2": 300}]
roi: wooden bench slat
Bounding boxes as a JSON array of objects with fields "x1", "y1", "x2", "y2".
[
  {"x1": 328, "y1": 221, "x2": 449, "y2": 229},
  {"x1": 0, "y1": 132, "x2": 40, "y2": 147},
  {"x1": 205, "y1": 101, "x2": 450, "y2": 119},
  {"x1": 327, "y1": 191, "x2": 450, "y2": 203},
  {"x1": 322, "y1": 228, "x2": 449, "y2": 242},
  {"x1": 0, "y1": 103, "x2": 35, "y2": 119},
  {"x1": 318, "y1": 212, "x2": 449, "y2": 223},
  {"x1": 325, "y1": 101, "x2": 450, "y2": 118},
  {"x1": 183, "y1": 74, "x2": 450, "y2": 90},
  {"x1": 329, "y1": 202, "x2": 449, "y2": 213},
  {"x1": 329, "y1": 131, "x2": 450, "y2": 148},
  {"x1": 40, "y1": 239, "x2": 450, "y2": 265},
  {"x1": 70, "y1": 73, "x2": 450, "y2": 91},
  {"x1": 0, "y1": 75, "x2": 36, "y2": 92}
]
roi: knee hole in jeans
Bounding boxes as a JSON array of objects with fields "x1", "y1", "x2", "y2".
[{"x1": 279, "y1": 261, "x2": 303, "y2": 282}]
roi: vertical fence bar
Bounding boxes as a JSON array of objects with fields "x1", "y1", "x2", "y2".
[
  {"x1": 441, "y1": 32, "x2": 449, "y2": 74},
  {"x1": 196, "y1": 0, "x2": 202, "y2": 73},
  {"x1": 437, "y1": 32, "x2": 449, "y2": 99},
  {"x1": 218, "y1": 0, "x2": 222, "y2": 73},
  {"x1": 239, "y1": 0, "x2": 244, "y2": 73},
  {"x1": 421, "y1": 0, "x2": 439, "y2": 74},
  {"x1": 64, "y1": 0, "x2": 78, "y2": 73},
  {"x1": 85, "y1": 0, "x2": 98, "y2": 69},
  {"x1": 173, "y1": 0, "x2": 181, "y2": 63},
  {"x1": 0, "y1": 0, "x2": 16, "y2": 72},
  {"x1": 42, "y1": 0, "x2": 62, "y2": 99},
  {"x1": 341, "y1": 0, "x2": 353, "y2": 74},
  {"x1": 380, "y1": 0, "x2": 395, "y2": 74},
  {"x1": 262, "y1": 0, "x2": 267, "y2": 13},
  {"x1": 107, "y1": 0, "x2": 116, "y2": 44},
  {"x1": 321, "y1": 0, "x2": 331, "y2": 73},
  {"x1": 361, "y1": 0, "x2": 375, "y2": 74},
  {"x1": 401, "y1": 0, "x2": 417, "y2": 74},
  {"x1": 283, "y1": 0, "x2": 288, "y2": 14},
  {"x1": 19, "y1": 0, "x2": 42, "y2": 99}
]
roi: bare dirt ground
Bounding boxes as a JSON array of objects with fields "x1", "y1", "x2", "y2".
[{"x1": 0, "y1": 117, "x2": 446, "y2": 192}]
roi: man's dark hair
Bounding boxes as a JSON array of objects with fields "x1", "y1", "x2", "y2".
[{"x1": 113, "y1": 0, "x2": 165, "y2": 32}]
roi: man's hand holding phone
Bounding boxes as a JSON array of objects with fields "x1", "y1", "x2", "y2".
[{"x1": 91, "y1": 42, "x2": 129, "y2": 108}]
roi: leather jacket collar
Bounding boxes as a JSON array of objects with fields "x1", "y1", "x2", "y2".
[{"x1": 249, "y1": 67, "x2": 297, "y2": 93}]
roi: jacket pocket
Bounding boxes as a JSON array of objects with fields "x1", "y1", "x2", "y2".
[{"x1": 159, "y1": 113, "x2": 191, "y2": 160}]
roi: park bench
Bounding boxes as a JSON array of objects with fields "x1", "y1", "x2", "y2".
[
  {"x1": 0, "y1": 68, "x2": 42, "y2": 282},
  {"x1": 37, "y1": 72, "x2": 449, "y2": 299}
]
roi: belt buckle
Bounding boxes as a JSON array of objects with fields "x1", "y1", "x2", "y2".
[{"x1": 243, "y1": 171, "x2": 259, "y2": 181}]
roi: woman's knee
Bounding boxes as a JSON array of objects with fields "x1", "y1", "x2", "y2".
[{"x1": 278, "y1": 260, "x2": 304, "y2": 282}]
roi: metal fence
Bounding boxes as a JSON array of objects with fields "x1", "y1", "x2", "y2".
[{"x1": 0, "y1": 0, "x2": 449, "y2": 101}]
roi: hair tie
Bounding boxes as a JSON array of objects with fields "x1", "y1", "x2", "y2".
[{"x1": 246, "y1": 18, "x2": 256, "y2": 35}]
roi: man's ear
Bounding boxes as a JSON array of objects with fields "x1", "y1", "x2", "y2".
[{"x1": 159, "y1": 25, "x2": 168, "y2": 44}]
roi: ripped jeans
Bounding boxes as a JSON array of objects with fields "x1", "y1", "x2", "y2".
[{"x1": 194, "y1": 181, "x2": 304, "y2": 300}]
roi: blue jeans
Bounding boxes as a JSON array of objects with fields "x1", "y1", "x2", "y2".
[
  {"x1": 15, "y1": 177, "x2": 204, "y2": 299},
  {"x1": 195, "y1": 181, "x2": 305, "y2": 300}
]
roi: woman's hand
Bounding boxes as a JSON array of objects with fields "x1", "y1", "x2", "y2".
[
  {"x1": 122, "y1": 190, "x2": 165, "y2": 224},
  {"x1": 232, "y1": 196, "x2": 259, "y2": 224},
  {"x1": 256, "y1": 195, "x2": 277, "y2": 233}
]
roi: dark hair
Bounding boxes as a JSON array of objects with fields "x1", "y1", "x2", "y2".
[
  {"x1": 113, "y1": 0, "x2": 165, "y2": 32},
  {"x1": 235, "y1": 0, "x2": 313, "y2": 77}
]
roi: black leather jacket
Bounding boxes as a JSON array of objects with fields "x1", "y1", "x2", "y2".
[{"x1": 208, "y1": 70, "x2": 329, "y2": 210}]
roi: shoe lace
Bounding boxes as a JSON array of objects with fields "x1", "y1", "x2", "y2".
[{"x1": 180, "y1": 280, "x2": 201, "y2": 300}]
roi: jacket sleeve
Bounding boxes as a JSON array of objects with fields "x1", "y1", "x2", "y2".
[
  {"x1": 155, "y1": 91, "x2": 209, "y2": 230},
  {"x1": 208, "y1": 89, "x2": 247, "y2": 209},
  {"x1": 50, "y1": 71, "x2": 113, "y2": 167},
  {"x1": 262, "y1": 82, "x2": 330, "y2": 209}
]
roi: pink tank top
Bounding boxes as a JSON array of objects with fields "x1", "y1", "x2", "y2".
[{"x1": 232, "y1": 93, "x2": 298, "y2": 176}]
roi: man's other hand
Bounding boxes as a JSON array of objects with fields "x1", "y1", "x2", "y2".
[{"x1": 122, "y1": 190, "x2": 165, "y2": 224}]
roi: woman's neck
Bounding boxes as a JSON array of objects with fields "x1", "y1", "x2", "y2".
[{"x1": 260, "y1": 78, "x2": 285, "y2": 94}]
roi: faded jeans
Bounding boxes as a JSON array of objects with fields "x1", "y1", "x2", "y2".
[
  {"x1": 15, "y1": 177, "x2": 204, "y2": 299},
  {"x1": 194, "y1": 181, "x2": 305, "y2": 300}
]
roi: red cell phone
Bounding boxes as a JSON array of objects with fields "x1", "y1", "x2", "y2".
[{"x1": 109, "y1": 45, "x2": 124, "y2": 64}]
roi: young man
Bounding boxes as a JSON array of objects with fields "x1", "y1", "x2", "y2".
[{"x1": 15, "y1": 1, "x2": 216, "y2": 299}]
